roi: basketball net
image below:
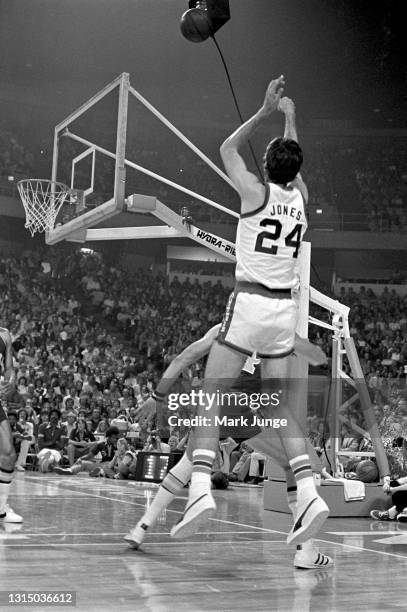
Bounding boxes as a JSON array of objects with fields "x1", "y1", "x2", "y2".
[{"x1": 17, "y1": 179, "x2": 71, "y2": 236}]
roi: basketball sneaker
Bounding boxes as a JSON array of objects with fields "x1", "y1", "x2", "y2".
[
  {"x1": 170, "y1": 492, "x2": 216, "y2": 539},
  {"x1": 0, "y1": 505, "x2": 23, "y2": 523},
  {"x1": 124, "y1": 521, "x2": 149, "y2": 549},
  {"x1": 294, "y1": 541, "x2": 333, "y2": 569},
  {"x1": 397, "y1": 509, "x2": 407, "y2": 523},
  {"x1": 287, "y1": 495, "x2": 329, "y2": 546},
  {"x1": 0, "y1": 522, "x2": 23, "y2": 534},
  {"x1": 370, "y1": 509, "x2": 395, "y2": 521}
]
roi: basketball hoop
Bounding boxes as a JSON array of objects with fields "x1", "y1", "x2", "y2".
[{"x1": 17, "y1": 179, "x2": 72, "y2": 236}]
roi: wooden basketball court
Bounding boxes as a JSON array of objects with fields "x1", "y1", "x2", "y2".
[{"x1": 1, "y1": 473, "x2": 405, "y2": 611}]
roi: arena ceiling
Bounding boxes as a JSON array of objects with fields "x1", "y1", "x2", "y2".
[{"x1": 0, "y1": 0, "x2": 405, "y2": 143}]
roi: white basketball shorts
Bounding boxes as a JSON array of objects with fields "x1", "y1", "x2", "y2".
[{"x1": 217, "y1": 282, "x2": 297, "y2": 358}]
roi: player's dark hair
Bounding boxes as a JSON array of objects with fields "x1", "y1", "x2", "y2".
[
  {"x1": 106, "y1": 425, "x2": 120, "y2": 437},
  {"x1": 263, "y1": 137, "x2": 303, "y2": 185}
]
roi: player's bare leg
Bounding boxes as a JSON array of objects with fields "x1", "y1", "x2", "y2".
[
  {"x1": 171, "y1": 342, "x2": 246, "y2": 539},
  {"x1": 247, "y1": 432, "x2": 332, "y2": 568},
  {"x1": 0, "y1": 417, "x2": 23, "y2": 523},
  {"x1": 125, "y1": 429, "x2": 332, "y2": 567},
  {"x1": 124, "y1": 440, "x2": 194, "y2": 548},
  {"x1": 261, "y1": 357, "x2": 328, "y2": 545}
]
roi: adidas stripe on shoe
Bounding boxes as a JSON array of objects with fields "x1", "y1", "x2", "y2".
[{"x1": 294, "y1": 547, "x2": 333, "y2": 569}]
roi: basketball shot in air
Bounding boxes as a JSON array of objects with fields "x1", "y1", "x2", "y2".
[
  {"x1": 124, "y1": 324, "x2": 334, "y2": 569},
  {"x1": 171, "y1": 76, "x2": 331, "y2": 543},
  {"x1": 5, "y1": 1, "x2": 405, "y2": 605},
  {"x1": 16, "y1": 69, "x2": 390, "y2": 550}
]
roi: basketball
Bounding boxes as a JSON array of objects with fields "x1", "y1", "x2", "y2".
[
  {"x1": 180, "y1": 8, "x2": 212, "y2": 43},
  {"x1": 355, "y1": 459, "x2": 379, "y2": 483}
]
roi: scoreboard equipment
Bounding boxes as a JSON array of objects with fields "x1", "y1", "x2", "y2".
[{"x1": 134, "y1": 451, "x2": 182, "y2": 484}]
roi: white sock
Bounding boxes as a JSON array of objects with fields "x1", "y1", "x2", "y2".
[
  {"x1": 297, "y1": 539, "x2": 314, "y2": 553},
  {"x1": 189, "y1": 472, "x2": 212, "y2": 498},
  {"x1": 297, "y1": 476, "x2": 318, "y2": 502},
  {"x1": 140, "y1": 455, "x2": 192, "y2": 527},
  {"x1": 286, "y1": 487, "x2": 297, "y2": 517},
  {"x1": 0, "y1": 471, "x2": 13, "y2": 515},
  {"x1": 190, "y1": 449, "x2": 216, "y2": 498},
  {"x1": 388, "y1": 506, "x2": 397, "y2": 519}
]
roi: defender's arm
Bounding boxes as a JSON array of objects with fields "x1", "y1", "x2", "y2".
[{"x1": 154, "y1": 324, "x2": 221, "y2": 400}]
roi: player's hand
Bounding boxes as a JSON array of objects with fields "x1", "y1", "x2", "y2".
[
  {"x1": 278, "y1": 96, "x2": 295, "y2": 115},
  {"x1": 261, "y1": 76, "x2": 285, "y2": 115}
]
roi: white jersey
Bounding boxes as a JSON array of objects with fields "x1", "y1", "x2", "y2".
[{"x1": 235, "y1": 182, "x2": 307, "y2": 290}]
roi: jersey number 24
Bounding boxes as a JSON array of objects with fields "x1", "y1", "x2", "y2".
[{"x1": 254, "y1": 219, "x2": 302, "y2": 258}]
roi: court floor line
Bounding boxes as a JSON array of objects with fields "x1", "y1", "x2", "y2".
[
  {"x1": 209, "y1": 517, "x2": 281, "y2": 532},
  {"x1": 6, "y1": 531, "x2": 266, "y2": 537},
  {"x1": 313, "y1": 537, "x2": 407, "y2": 562},
  {"x1": 328, "y1": 531, "x2": 404, "y2": 536},
  {"x1": 0, "y1": 540, "x2": 286, "y2": 548},
  {"x1": 22, "y1": 476, "x2": 407, "y2": 561},
  {"x1": 214, "y1": 517, "x2": 407, "y2": 562}
]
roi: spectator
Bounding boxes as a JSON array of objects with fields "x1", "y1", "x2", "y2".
[
  {"x1": 371, "y1": 474, "x2": 407, "y2": 522},
  {"x1": 37, "y1": 408, "x2": 67, "y2": 472},
  {"x1": 229, "y1": 443, "x2": 253, "y2": 482},
  {"x1": 143, "y1": 431, "x2": 169, "y2": 453},
  {"x1": 15, "y1": 408, "x2": 35, "y2": 471},
  {"x1": 8, "y1": 411, "x2": 33, "y2": 472},
  {"x1": 54, "y1": 426, "x2": 120, "y2": 477},
  {"x1": 62, "y1": 411, "x2": 77, "y2": 439},
  {"x1": 94, "y1": 419, "x2": 109, "y2": 441},
  {"x1": 67, "y1": 418, "x2": 96, "y2": 466}
]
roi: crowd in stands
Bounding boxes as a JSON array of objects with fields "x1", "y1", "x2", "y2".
[
  {"x1": 0, "y1": 247, "x2": 405, "y2": 482},
  {"x1": 0, "y1": 131, "x2": 35, "y2": 198},
  {"x1": 2, "y1": 127, "x2": 407, "y2": 231},
  {"x1": 353, "y1": 142, "x2": 407, "y2": 232},
  {"x1": 0, "y1": 247, "x2": 233, "y2": 477},
  {"x1": 306, "y1": 283, "x2": 407, "y2": 478},
  {"x1": 0, "y1": 131, "x2": 34, "y2": 180}
]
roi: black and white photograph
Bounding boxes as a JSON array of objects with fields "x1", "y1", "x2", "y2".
[{"x1": 0, "y1": 1, "x2": 406, "y2": 610}]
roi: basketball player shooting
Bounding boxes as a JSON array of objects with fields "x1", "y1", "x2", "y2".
[
  {"x1": 0, "y1": 327, "x2": 23, "y2": 524},
  {"x1": 124, "y1": 324, "x2": 333, "y2": 569},
  {"x1": 171, "y1": 76, "x2": 329, "y2": 543}
]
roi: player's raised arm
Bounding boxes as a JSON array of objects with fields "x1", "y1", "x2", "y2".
[
  {"x1": 220, "y1": 76, "x2": 285, "y2": 214},
  {"x1": 278, "y1": 96, "x2": 308, "y2": 204}
]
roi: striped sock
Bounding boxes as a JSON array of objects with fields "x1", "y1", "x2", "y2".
[
  {"x1": 0, "y1": 467, "x2": 14, "y2": 515},
  {"x1": 289, "y1": 455, "x2": 317, "y2": 500},
  {"x1": 190, "y1": 449, "x2": 216, "y2": 497},
  {"x1": 142, "y1": 454, "x2": 192, "y2": 526}
]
